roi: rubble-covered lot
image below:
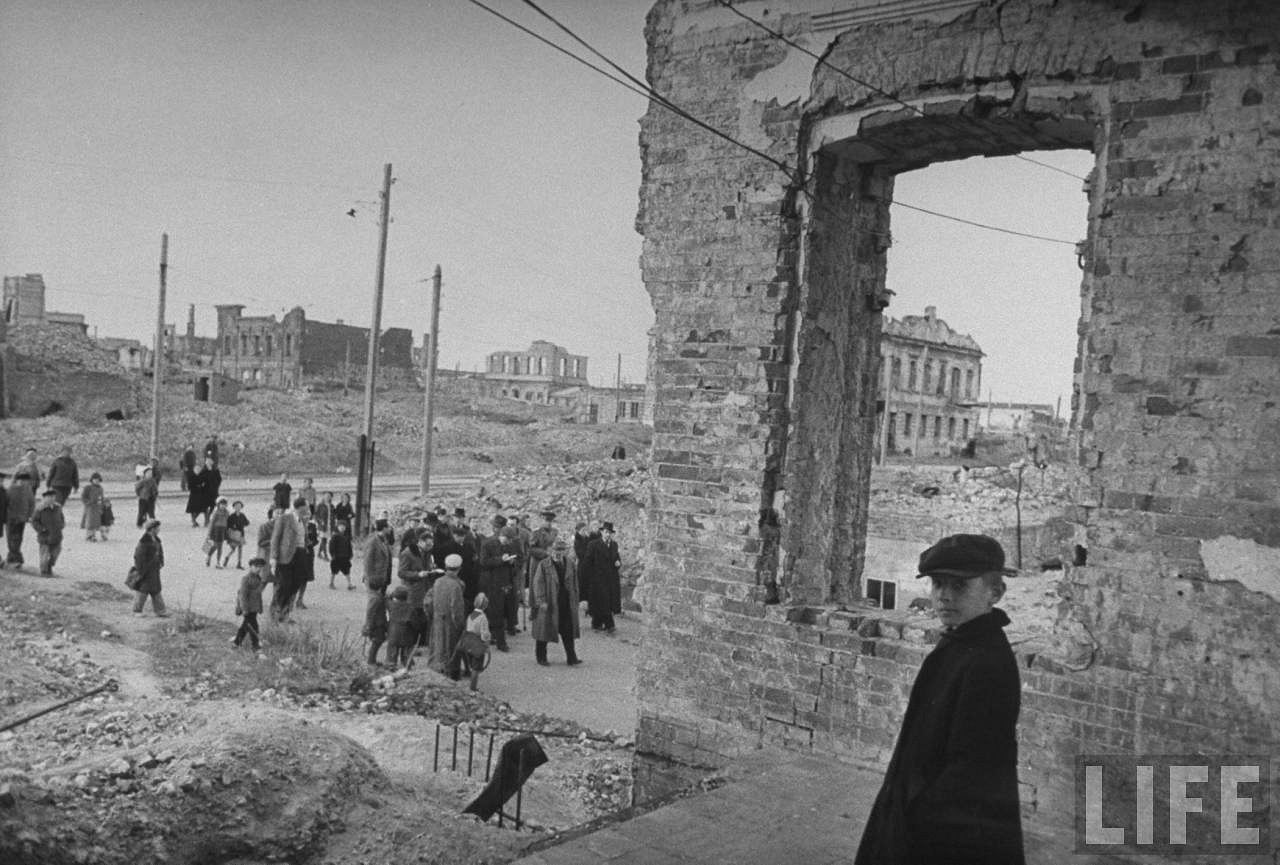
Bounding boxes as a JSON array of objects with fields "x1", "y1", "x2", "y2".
[
  {"x1": 0, "y1": 370, "x2": 652, "y2": 481},
  {"x1": 0, "y1": 581, "x2": 637, "y2": 865}
]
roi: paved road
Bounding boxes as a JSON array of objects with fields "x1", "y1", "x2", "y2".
[{"x1": 5, "y1": 486, "x2": 639, "y2": 737}]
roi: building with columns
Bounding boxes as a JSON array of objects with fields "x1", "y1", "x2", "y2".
[
  {"x1": 482, "y1": 340, "x2": 588, "y2": 404},
  {"x1": 877, "y1": 306, "x2": 983, "y2": 456}
]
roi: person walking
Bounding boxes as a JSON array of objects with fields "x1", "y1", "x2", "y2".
[
  {"x1": 30, "y1": 488, "x2": 66, "y2": 577},
  {"x1": 206, "y1": 497, "x2": 230, "y2": 567},
  {"x1": 179, "y1": 442, "x2": 196, "y2": 492},
  {"x1": 530, "y1": 537, "x2": 582, "y2": 667},
  {"x1": 232, "y1": 558, "x2": 267, "y2": 652},
  {"x1": 4, "y1": 472, "x2": 35, "y2": 570},
  {"x1": 269, "y1": 497, "x2": 308, "y2": 622},
  {"x1": 222, "y1": 500, "x2": 250, "y2": 568},
  {"x1": 185, "y1": 462, "x2": 208, "y2": 527},
  {"x1": 80, "y1": 472, "x2": 105, "y2": 541},
  {"x1": 134, "y1": 465, "x2": 158, "y2": 528},
  {"x1": 46, "y1": 446, "x2": 79, "y2": 505},
  {"x1": 584, "y1": 522, "x2": 622, "y2": 633},
  {"x1": 314, "y1": 491, "x2": 333, "y2": 561},
  {"x1": 328, "y1": 520, "x2": 354, "y2": 589},
  {"x1": 200, "y1": 457, "x2": 223, "y2": 527},
  {"x1": 271, "y1": 473, "x2": 293, "y2": 513},
  {"x1": 361, "y1": 521, "x2": 394, "y2": 665},
  {"x1": 131, "y1": 519, "x2": 168, "y2": 617}
]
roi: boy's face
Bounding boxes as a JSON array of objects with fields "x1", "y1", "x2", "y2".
[{"x1": 929, "y1": 575, "x2": 1002, "y2": 627}]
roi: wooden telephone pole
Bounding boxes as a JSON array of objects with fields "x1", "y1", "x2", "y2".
[
  {"x1": 419, "y1": 265, "x2": 442, "y2": 496},
  {"x1": 356, "y1": 163, "x2": 392, "y2": 535},
  {"x1": 149, "y1": 234, "x2": 168, "y2": 462}
]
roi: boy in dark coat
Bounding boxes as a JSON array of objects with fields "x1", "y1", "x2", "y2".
[
  {"x1": 854, "y1": 534, "x2": 1024, "y2": 865},
  {"x1": 233, "y1": 558, "x2": 267, "y2": 651},
  {"x1": 31, "y1": 489, "x2": 66, "y2": 577}
]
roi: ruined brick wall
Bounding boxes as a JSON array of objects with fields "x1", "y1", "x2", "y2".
[
  {"x1": 636, "y1": 0, "x2": 1280, "y2": 853},
  {"x1": 301, "y1": 320, "x2": 415, "y2": 383}
]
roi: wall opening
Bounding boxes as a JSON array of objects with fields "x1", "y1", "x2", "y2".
[{"x1": 783, "y1": 100, "x2": 1099, "y2": 607}]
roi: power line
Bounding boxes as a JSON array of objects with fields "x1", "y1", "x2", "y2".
[
  {"x1": 711, "y1": 0, "x2": 1088, "y2": 183},
  {"x1": 478, "y1": 1, "x2": 1078, "y2": 249},
  {"x1": 888, "y1": 200, "x2": 1076, "y2": 245},
  {"x1": 465, "y1": 0, "x2": 799, "y2": 181}
]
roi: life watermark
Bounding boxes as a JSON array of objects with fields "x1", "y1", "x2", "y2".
[{"x1": 1075, "y1": 755, "x2": 1271, "y2": 855}]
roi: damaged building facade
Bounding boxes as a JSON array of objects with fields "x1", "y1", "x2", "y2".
[
  {"x1": 634, "y1": 0, "x2": 1280, "y2": 854},
  {"x1": 878, "y1": 305, "x2": 982, "y2": 456},
  {"x1": 213, "y1": 304, "x2": 414, "y2": 388}
]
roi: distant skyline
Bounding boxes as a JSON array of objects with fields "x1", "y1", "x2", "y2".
[{"x1": 3, "y1": 1, "x2": 1090, "y2": 403}]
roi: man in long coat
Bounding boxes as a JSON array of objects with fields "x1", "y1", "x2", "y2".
[
  {"x1": 426, "y1": 554, "x2": 467, "y2": 676},
  {"x1": 854, "y1": 534, "x2": 1024, "y2": 865},
  {"x1": 583, "y1": 522, "x2": 621, "y2": 633},
  {"x1": 269, "y1": 497, "x2": 307, "y2": 621},
  {"x1": 5, "y1": 473, "x2": 35, "y2": 569},
  {"x1": 530, "y1": 537, "x2": 581, "y2": 666}
]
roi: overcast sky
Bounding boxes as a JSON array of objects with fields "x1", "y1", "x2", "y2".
[{"x1": 1, "y1": 0, "x2": 1090, "y2": 403}]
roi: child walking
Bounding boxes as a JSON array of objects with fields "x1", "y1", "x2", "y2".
[
  {"x1": 206, "y1": 497, "x2": 230, "y2": 568},
  {"x1": 455, "y1": 592, "x2": 492, "y2": 691},
  {"x1": 222, "y1": 500, "x2": 250, "y2": 569},
  {"x1": 328, "y1": 521, "x2": 354, "y2": 589},
  {"x1": 232, "y1": 558, "x2": 267, "y2": 652},
  {"x1": 387, "y1": 585, "x2": 416, "y2": 670}
]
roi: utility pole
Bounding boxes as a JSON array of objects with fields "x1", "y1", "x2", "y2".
[
  {"x1": 150, "y1": 233, "x2": 168, "y2": 462},
  {"x1": 614, "y1": 353, "x2": 622, "y2": 422},
  {"x1": 357, "y1": 163, "x2": 392, "y2": 536},
  {"x1": 420, "y1": 265, "x2": 442, "y2": 496}
]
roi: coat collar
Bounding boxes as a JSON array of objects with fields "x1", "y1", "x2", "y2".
[{"x1": 938, "y1": 607, "x2": 1010, "y2": 646}]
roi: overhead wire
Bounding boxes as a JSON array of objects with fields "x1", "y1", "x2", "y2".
[
  {"x1": 474, "y1": 0, "x2": 1077, "y2": 247},
  {"x1": 466, "y1": 0, "x2": 798, "y2": 180},
  {"x1": 711, "y1": 0, "x2": 1088, "y2": 182}
]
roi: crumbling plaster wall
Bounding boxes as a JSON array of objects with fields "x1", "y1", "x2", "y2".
[{"x1": 636, "y1": 0, "x2": 1280, "y2": 851}]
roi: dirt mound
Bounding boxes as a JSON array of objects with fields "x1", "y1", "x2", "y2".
[{"x1": 1, "y1": 705, "x2": 384, "y2": 865}]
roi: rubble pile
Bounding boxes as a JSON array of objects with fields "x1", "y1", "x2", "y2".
[
  {"x1": 0, "y1": 378, "x2": 651, "y2": 482},
  {"x1": 7, "y1": 323, "x2": 127, "y2": 376},
  {"x1": 868, "y1": 461, "x2": 1073, "y2": 528}
]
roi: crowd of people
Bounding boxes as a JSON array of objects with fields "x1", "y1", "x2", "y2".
[{"x1": 2, "y1": 443, "x2": 627, "y2": 692}]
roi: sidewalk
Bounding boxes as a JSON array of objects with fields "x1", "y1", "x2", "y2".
[{"x1": 513, "y1": 753, "x2": 873, "y2": 865}]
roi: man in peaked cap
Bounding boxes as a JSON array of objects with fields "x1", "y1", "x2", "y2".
[{"x1": 855, "y1": 534, "x2": 1024, "y2": 865}]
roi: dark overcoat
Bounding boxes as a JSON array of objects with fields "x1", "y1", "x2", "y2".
[
  {"x1": 132, "y1": 532, "x2": 165, "y2": 596},
  {"x1": 854, "y1": 608, "x2": 1024, "y2": 865},
  {"x1": 583, "y1": 536, "x2": 621, "y2": 618}
]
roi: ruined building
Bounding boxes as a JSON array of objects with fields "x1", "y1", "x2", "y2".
[
  {"x1": 213, "y1": 304, "x2": 414, "y2": 388},
  {"x1": 878, "y1": 305, "x2": 982, "y2": 456},
  {"x1": 3, "y1": 274, "x2": 87, "y2": 333},
  {"x1": 634, "y1": 0, "x2": 1280, "y2": 854},
  {"x1": 482, "y1": 340, "x2": 589, "y2": 403}
]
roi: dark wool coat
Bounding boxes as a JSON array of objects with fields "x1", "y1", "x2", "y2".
[
  {"x1": 47, "y1": 455, "x2": 79, "y2": 491},
  {"x1": 132, "y1": 532, "x2": 165, "y2": 595},
  {"x1": 31, "y1": 501, "x2": 65, "y2": 547},
  {"x1": 583, "y1": 536, "x2": 621, "y2": 618},
  {"x1": 855, "y1": 608, "x2": 1025, "y2": 865}
]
